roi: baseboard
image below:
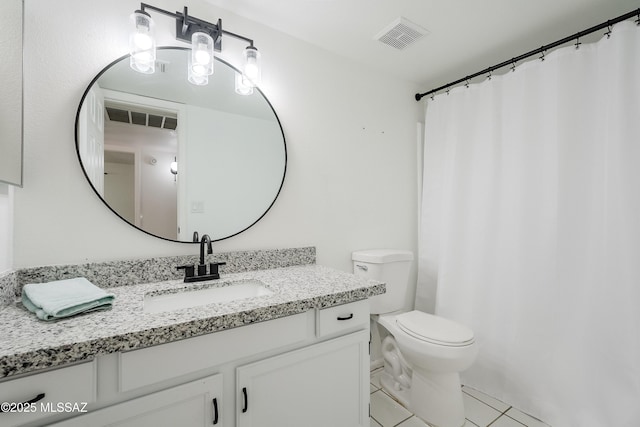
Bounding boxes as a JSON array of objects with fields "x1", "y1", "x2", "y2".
[{"x1": 370, "y1": 358, "x2": 383, "y2": 372}]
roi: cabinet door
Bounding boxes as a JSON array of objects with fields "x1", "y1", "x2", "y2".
[
  {"x1": 51, "y1": 374, "x2": 223, "y2": 427},
  {"x1": 237, "y1": 330, "x2": 369, "y2": 427}
]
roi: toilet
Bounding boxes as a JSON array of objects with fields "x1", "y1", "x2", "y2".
[{"x1": 353, "y1": 249, "x2": 477, "y2": 427}]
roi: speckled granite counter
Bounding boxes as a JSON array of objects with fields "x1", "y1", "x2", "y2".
[
  {"x1": 0, "y1": 264, "x2": 384, "y2": 380},
  {"x1": 0, "y1": 270, "x2": 17, "y2": 305},
  {"x1": 1, "y1": 247, "x2": 317, "y2": 303}
]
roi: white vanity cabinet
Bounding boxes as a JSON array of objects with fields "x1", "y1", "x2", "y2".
[{"x1": 4, "y1": 300, "x2": 370, "y2": 427}]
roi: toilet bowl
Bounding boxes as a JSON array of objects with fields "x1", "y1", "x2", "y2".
[
  {"x1": 353, "y1": 249, "x2": 477, "y2": 427},
  {"x1": 378, "y1": 333, "x2": 413, "y2": 407},
  {"x1": 378, "y1": 310, "x2": 477, "y2": 427}
]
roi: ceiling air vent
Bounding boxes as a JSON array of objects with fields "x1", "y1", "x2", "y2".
[
  {"x1": 374, "y1": 17, "x2": 429, "y2": 50},
  {"x1": 105, "y1": 104, "x2": 178, "y2": 130}
]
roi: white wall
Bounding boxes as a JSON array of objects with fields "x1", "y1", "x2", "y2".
[
  {"x1": 15, "y1": 0, "x2": 422, "y2": 274},
  {"x1": 184, "y1": 105, "x2": 285, "y2": 239},
  {"x1": 0, "y1": 183, "x2": 13, "y2": 273}
]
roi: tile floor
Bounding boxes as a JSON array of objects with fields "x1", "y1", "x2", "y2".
[{"x1": 369, "y1": 368, "x2": 550, "y2": 427}]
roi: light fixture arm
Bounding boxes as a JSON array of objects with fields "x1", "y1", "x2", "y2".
[{"x1": 138, "y1": 3, "x2": 255, "y2": 52}]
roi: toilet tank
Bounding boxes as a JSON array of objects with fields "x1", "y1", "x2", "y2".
[{"x1": 352, "y1": 249, "x2": 414, "y2": 315}]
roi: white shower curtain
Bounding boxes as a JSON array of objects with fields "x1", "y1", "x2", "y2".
[{"x1": 416, "y1": 21, "x2": 640, "y2": 427}]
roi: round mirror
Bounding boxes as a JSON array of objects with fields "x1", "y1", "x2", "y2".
[{"x1": 75, "y1": 47, "x2": 286, "y2": 242}]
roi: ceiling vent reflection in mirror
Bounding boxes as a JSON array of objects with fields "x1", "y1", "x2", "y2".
[
  {"x1": 374, "y1": 17, "x2": 429, "y2": 50},
  {"x1": 105, "y1": 102, "x2": 178, "y2": 130}
]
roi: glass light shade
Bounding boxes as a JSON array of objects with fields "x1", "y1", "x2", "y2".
[
  {"x1": 235, "y1": 72, "x2": 254, "y2": 95},
  {"x1": 242, "y1": 46, "x2": 261, "y2": 87},
  {"x1": 188, "y1": 54, "x2": 209, "y2": 86},
  {"x1": 191, "y1": 32, "x2": 214, "y2": 77},
  {"x1": 129, "y1": 11, "x2": 156, "y2": 74}
]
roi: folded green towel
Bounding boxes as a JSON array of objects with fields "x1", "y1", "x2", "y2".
[{"x1": 21, "y1": 277, "x2": 115, "y2": 321}]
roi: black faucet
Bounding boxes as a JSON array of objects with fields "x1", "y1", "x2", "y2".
[
  {"x1": 176, "y1": 233, "x2": 226, "y2": 283},
  {"x1": 198, "y1": 234, "x2": 213, "y2": 275}
]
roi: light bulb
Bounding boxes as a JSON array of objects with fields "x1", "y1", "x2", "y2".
[
  {"x1": 245, "y1": 62, "x2": 258, "y2": 80},
  {"x1": 188, "y1": 54, "x2": 209, "y2": 86},
  {"x1": 188, "y1": 73, "x2": 208, "y2": 86},
  {"x1": 133, "y1": 33, "x2": 153, "y2": 50},
  {"x1": 194, "y1": 49, "x2": 211, "y2": 65},
  {"x1": 192, "y1": 64, "x2": 207, "y2": 76}
]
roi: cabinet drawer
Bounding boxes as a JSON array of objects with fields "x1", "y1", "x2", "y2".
[
  {"x1": 0, "y1": 360, "x2": 96, "y2": 427},
  {"x1": 317, "y1": 299, "x2": 369, "y2": 338}
]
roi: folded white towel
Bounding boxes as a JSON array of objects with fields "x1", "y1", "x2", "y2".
[{"x1": 22, "y1": 277, "x2": 115, "y2": 321}]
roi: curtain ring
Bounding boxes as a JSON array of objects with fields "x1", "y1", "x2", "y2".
[
  {"x1": 539, "y1": 49, "x2": 545, "y2": 62},
  {"x1": 605, "y1": 20, "x2": 612, "y2": 39},
  {"x1": 465, "y1": 78, "x2": 470, "y2": 88},
  {"x1": 487, "y1": 69, "x2": 493, "y2": 81},
  {"x1": 575, "y1": 36, "x2": 581, "y2": 50},
  {"x1": 511, "y1": 59, "x2": 516, "y2": 72},
  {"x1": 446, "y1": 86, "x2": 450, "y2": 95}
]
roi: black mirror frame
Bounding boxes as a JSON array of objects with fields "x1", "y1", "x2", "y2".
[{"x1": 74, "y1": 46, "x2": 287, "y2": 244}]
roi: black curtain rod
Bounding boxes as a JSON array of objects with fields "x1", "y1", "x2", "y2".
[{"x1": 415, "y1": 8, "x2": 640, "y2": 101}]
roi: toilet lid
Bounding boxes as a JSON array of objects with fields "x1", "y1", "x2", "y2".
[{"x1": 396, "y1": 311, "x2": 475, "y2": 347}]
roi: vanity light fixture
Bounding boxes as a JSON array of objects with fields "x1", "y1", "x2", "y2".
[
  {"x1": 129, "y1": 3, "x2": 261, "y2": 91},
  {"x1": 242, "y1": 46, "x2": 261, "y2": 87},
  {"x1": 129, "y1": 10, "x2": 156, "y2": 74},
  {"x1": 191, "y1": 32, "x2": 214, "y2": 77}
]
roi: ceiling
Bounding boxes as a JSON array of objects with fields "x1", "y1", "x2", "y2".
[{"x1": 204, "y1": 0, "x2": 639, "y2": 93}]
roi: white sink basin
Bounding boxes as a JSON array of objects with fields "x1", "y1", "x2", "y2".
[{"x1": 144, "y1": 280, "x2": 273, "y2": 313}]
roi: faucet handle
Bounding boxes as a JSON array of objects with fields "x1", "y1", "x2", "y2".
[
  {"x1": 208, "y1": 262, "x2": 226, "y2": 279},
  {"x1": 176, "y1": 264, "x2": 195, "y2": 278},
  {"x1": 197, "y1": 264, "x2": 207, "y2": 276}
]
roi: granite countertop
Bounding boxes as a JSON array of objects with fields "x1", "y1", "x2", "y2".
[{"x1": 0, "y1": 264, "x2": 384, "y2": 380}]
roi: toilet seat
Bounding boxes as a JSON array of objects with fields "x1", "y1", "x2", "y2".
[{"x1": 395, "y1": 311, "x2": 475, "y2": 347}]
